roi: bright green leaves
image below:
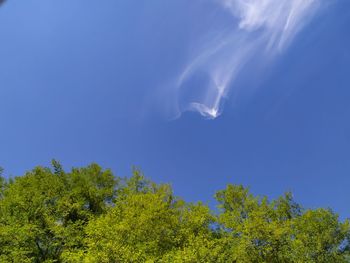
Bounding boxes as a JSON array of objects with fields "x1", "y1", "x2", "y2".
[
  {"x1": 214, "y1": 184, "x2": 350, "y2": 263},
  {"x1": 0, "y1": 164, "x2": 349, "y2": 262},
  {"x1": 0, "y1": 162, "x2": 117, "y2": 262},
  {"x1": 290, "y1": 209, "x2": 350, "y2": 262},
  {"x1": 82, "y1": 170, "x2": 214, "y2": 262}
]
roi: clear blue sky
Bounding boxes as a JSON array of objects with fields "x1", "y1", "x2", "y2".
[{"x1": 1, "y1": 1, "x2": 349, "y2": 217}]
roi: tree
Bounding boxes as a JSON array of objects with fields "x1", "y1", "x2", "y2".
[
  {"x1": 0, "y1": 163, "x2": 117, "y2": 262},
  {"x1": 215, "y1": 184, "x2": 350, "y2": 262},
  {"x1": 0, "y1": 163, "x2": 349, "y2": 262},
  {"x1": 74, "y1": 169, "x2": 216, "y2": 262}
]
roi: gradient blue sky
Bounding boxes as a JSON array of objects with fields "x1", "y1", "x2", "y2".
[{"x1": 1, "y1": 1, "x2": 350, "y2": 216}]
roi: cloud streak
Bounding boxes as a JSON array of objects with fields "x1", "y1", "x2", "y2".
[{"x1": 172, "y1": 0, "x2": 321, "y2": 119}]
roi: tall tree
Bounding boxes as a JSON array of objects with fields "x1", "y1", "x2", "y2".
[
  {"x1": 0, "y1": 163, "x2": 116, "y2": 262},
  {"x1": 0, "y1": 163, "x2": 349, "y2": 262},
  {"x1": 215, "y1": 184, "x2": 349, "y2": 262}
]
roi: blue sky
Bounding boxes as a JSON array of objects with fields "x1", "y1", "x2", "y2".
[{"x1": 1, "y1": 1, "x2": 350, "y2": 216}]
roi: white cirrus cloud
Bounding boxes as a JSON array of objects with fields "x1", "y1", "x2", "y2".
[{"x1": 171, "y1": 0, "x2": 321, "y2": 119}]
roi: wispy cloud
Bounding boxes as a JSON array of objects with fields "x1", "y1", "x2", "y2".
[{"x1": 171, "y1": 0, "x2": 321, "y2": 119}]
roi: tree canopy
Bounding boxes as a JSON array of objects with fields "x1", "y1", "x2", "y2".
[{"x1": 0, "y1": 162, "x2": 349, "y2": 262}]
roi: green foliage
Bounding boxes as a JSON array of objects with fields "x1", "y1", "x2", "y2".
[
  {"x1": 215, "y1": 184, "x2": 349, "y2": 262},
  {"x1": 0, "y1": 163, "x2": 349, "y2": 262},
  {"x1": 0, "y1": 167, "x2": 5, "y2": 199},
  {"x1": 0, "y1": 162, "x2": 116, "y2": 262}
]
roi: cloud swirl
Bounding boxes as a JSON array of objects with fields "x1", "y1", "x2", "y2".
[{"x1": 174, "y1": 0, "x2": 320, "y2": 118}]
